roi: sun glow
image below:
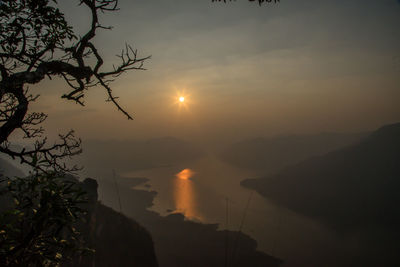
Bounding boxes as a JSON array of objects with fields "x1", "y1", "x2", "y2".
[{"x1": 172, "y1": 89, "x2": 192, "y2": 110}]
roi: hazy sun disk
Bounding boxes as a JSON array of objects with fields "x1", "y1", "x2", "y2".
[
  {"x1": 179, "y1": 96, "x2": 185, "y2": 102},
  {"x1": 176, "y1": 168, "x2": 194, "y2": 180}
]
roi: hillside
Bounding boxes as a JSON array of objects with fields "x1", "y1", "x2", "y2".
[
  {"x1": 67, "y1": 178, "x2": 158, "y2": 267},
  {"x1": 241, "y1": 122, "x2": 400, "y2": 231},
  {"x1": 220, "y1": 132, "x2": 366, "y2": 175},
  {"x1": 75, "y1": 202, "x2": 159, "y2": 267}
]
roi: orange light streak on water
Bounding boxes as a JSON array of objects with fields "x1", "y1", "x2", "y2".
[{"x1": 173, "y1": 168, "x2": 202, "y2": 220}]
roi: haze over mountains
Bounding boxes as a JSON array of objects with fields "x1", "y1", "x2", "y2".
[
  {"x1": 0, "y1": 158, "x2": 24, "y2": 178},
  {"x1": 79, "y1": 137, "x2": 204, "y2": 176},
  {"x1": 220, "y1": 132, "x2": 367, "y2": 175},
  {"x1": 79, "y1": 131, "x2": 368, "y2": 178}
]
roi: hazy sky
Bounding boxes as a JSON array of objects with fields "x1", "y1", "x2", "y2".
[{"x1": 29, "y1": 0, "x2": 400, "y2": 145}]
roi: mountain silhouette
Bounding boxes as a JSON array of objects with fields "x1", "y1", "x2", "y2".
[
  {"x1": 241, "y1": 122, "x2": 400, "y2": 231},
  {"x1": 221, "y1": 132, "x2": 366, "y2": 175},
  {"x1": 81, "y1": 137, "x2": 204, "y2": 174}
]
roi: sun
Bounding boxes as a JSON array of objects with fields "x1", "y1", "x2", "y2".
[{"x1": 173, "y1": 90, "x2": 190, "y2": 109}]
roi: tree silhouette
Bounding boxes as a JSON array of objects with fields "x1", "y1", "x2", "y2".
[
  {"x1": 0, "y1": 0, "x2": 149, "y2": 265},
  {"x1": 0, "y1": 0, "x2": 150, "y2": 172}
]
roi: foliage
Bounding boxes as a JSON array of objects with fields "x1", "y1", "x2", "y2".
[
  {"x1": 0, "y1": 172, "x2": 91, "y2": 266},
  {"x1": 0, "y1": 0, "x2": 149, "y2": 265}
]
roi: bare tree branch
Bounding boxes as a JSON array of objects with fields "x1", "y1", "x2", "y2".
[{"x1": 0, "y1": 0, "x2": 150, "y2": 172}]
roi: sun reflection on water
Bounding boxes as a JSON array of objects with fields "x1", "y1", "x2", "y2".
[
  {"x1": 176, "y1": 168, "x2": 194, "y2": 180},
  {"x1": 173, "y1": 168, "x2": 202, "y2": 220}
]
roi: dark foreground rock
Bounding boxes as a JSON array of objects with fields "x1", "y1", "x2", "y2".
[{"x1": 65, "y1": 178, "x2": 159, "y2": 267}]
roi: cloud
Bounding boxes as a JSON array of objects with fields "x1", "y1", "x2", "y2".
[{"x1": 39, "y1": 0, "x2": 400, "y2": 142}]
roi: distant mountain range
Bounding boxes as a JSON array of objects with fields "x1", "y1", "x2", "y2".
[
  {"x1": 80, "y1": 137, "x2": 204, "y2": 174},
  {"x1": 220, "y1": 132, "x2": 366, "y2": 175},
  {"x1": 0, "y1": 158, "x2": 25, "y2": 177},
  {"x1": 241, "y1": 122, "x2": 400, "y2": 232}
]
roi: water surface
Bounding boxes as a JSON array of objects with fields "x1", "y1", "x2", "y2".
[{"x1": 123, "y1": 155, "x2": 363, "y2": 266}]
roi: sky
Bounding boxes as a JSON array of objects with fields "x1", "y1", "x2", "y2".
[{"x1": 29, "y1": 0, "x2": 400, "y2": 146}]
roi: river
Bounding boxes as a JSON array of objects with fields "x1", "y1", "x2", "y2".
[{"x1": 121, "y1": 154, "x2": 360, "y2": 266}]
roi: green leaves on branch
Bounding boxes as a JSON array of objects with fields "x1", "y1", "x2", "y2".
[{"x1": 0, "y1": 172, "x2": 89, "y2": 266}]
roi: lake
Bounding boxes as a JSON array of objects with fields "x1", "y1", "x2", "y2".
[{"x1": 121, "y1": 154, "x2": 362, "y2": 266}]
